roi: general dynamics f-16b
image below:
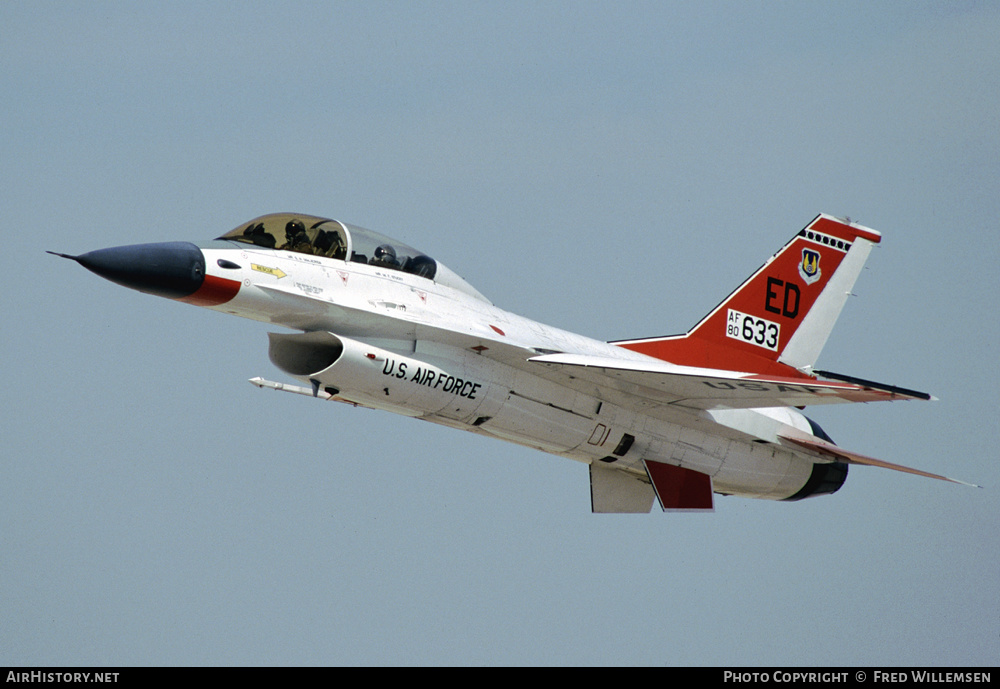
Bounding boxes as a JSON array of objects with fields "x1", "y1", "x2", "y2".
[{"x1": 50, "y1": 212, "x2": 975, "y2": 512}]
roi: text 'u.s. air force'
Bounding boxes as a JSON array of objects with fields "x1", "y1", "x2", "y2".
[{"x1": 381, "y1": 358, "x2": 482, "y2": 399}]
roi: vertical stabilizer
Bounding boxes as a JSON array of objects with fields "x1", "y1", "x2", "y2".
[{"x1": 615, "y1": 215, "x2": 881, "y2": 377}]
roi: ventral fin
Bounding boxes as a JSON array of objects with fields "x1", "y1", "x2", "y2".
[{"x1": 644, "y1": 461, "x2": 715, "y2": 512}]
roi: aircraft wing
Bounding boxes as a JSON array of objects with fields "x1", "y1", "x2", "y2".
[
  {"x1": 255, "y1": 282, "x2": 563, "y2": 369},
  {"x1": 526, "y1": 352, "x2": 931, "y2": 411},
  {"x1": 252, "y1": 284, "x2": 932, "y2": 412}
]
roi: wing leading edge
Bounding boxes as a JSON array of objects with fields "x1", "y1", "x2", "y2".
[{"x1": 528, "y1": 352, "x2": 931, "y2": 411}]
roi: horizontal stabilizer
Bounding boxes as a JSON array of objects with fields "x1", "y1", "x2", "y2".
[
  {"x1": 644, "y1": 461, "x2": 715, "y2": 511},
  {"x1": 529, "y1": 353, "x2": 929, "y2": 410},
  {"x1": 779, "y1": 432, "x2": 979, "y2": 487},
  {"x1": 813, "y1": 369, "x2": 934, "y2": 401}
]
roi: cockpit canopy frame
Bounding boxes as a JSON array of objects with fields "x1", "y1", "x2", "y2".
[
  {"x1": 218, "y1": 213, "x2": 437, "y2": 279},
  {"x1": 216, "y1": 213, "x2": 491, "y2": 303}
]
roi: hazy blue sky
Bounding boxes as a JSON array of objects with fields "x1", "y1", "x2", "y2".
[{"x1": 3, "y1": 2, "x2": 997, "y2": 666}]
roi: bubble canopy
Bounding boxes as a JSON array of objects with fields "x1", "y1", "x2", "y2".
[{"x1": 217, "y1": 213, "x2": 489, "y2": 302}]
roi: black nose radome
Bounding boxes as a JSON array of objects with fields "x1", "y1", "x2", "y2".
[{"x1": 50, "y1": 242, "x2": 206, "y2": 299}]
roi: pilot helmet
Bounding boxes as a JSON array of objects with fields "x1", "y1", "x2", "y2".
[
  {"x1": 374, "y1": 244, "x2": 396, "y2": 262},
  {"x1": 285, "y1": 219, "x2": 306, "y2": 240}
]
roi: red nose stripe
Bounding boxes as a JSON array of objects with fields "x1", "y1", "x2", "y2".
[{"x1": 178, "y1": 274, "x2": 241, "y2": 307}]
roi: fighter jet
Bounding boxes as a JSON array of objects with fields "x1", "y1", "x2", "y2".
[{"x1": 50, "y1": 212, "x2": 973, "y2": 512}]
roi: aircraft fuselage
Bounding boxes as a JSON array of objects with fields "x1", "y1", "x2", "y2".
[{"x1": 55, "y1": 212, "x2": 949, "y2": 512}]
